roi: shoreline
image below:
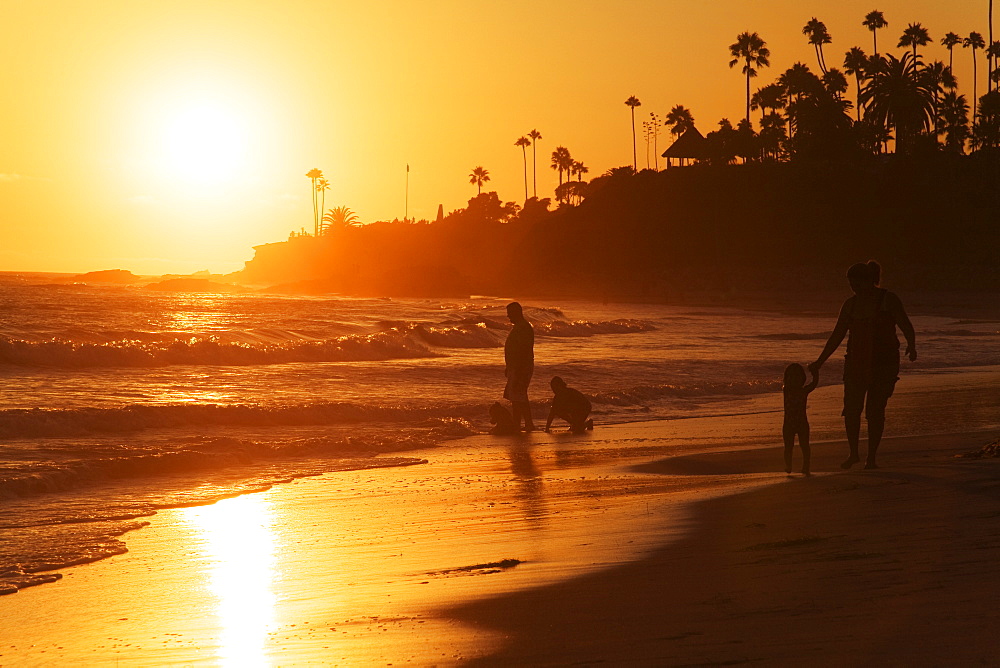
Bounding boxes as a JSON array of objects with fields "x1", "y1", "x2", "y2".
[{"x1": 3, "y1": 415, "x2": 999, "y2": 664}]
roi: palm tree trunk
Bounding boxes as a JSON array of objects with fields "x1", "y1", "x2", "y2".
[
  {"x1": 745, "y1": 65, "x2": 751, "y2": 122},
  {"x1": 873, "y1": 30, "x2": 878, "y2": 56},
  {"x1": 630, "y1": 108, "x2": 637, "y2": 171},
  {"x1": 311, "y1": 178, "x2": 318, "y2": 237},
  {"x1": 521, "y1": 146, "x2": 528, "y2": 202},
  {"x1": 320, "y1": 188, "x2": 326, "y2": 234},
  {"x1": 974, "y1": 51, "x2": 979, "y2": 125}
]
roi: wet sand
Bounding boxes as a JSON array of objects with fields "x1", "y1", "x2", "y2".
[{"x1": 3, "y1": 384, "x2": 1000, "y2": 665}]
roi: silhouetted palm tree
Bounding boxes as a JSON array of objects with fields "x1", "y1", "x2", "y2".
[
  {"x1": 305, "y1": 168, "x2": 323, "y2": 236},
  {"x1": 972, "y1": 90, "x2": 1000, "y2": 148},
  {"x1": 665, "y1": 105, "x2": 696, "y2": 137},
  {"x1": 942, "y1": 32, "x2": 962, "y2": 70},
  {"x1": 898, "y1": 23, "x2": 931, "y2": 63},
  {"x1": 844, "y1": 47, "x2": 870, "y2": 119},
  {"x1": 987, "y1": 41, "x2": 1000, "y2": 92},
  {"x1": 573, "y1": 160, "x2": 589, "y2": 181},
  {"x1": 550, "y1": 146, "x2": 572, "y2": 187},
  {"x1": 863, "y1": 10, "x2": 888, "y2": 55},
  {"x1": 321, "y1": 205, "x2": 360, "y2": 233},
  {"x1": 624, "y1": 96, "x2": 642, "y2": 171},
  {"x1": 527, "y1": 129, "x2": 542, "y2": 198},
  {"x1": 515, "y1": 136, "x2": 531, "y2": 201},
  {"x1": 823, "y1": 68, "x2": 849, "y2": 100},
  {"x1": 751, "y1": 83, "x2": 786, "y2": 125},
  {"x1": 469, "y1": 166, "x2": 490, "y2": 194},
  {"x1": 779, "y1": 62, "x2": 823, "y2": 137},
  {"x1": 965, "y1": 32, "x2": 986, "y2": 123},
  {"x1": 938, "y1": 90, "x2": 970, "y2": 152},
  {"x1": 803, "y1": 18, "x2": 832, "y2": 73},
  {"x1": 729, "y1": 32, "x2": 771, "y2": 122},
  {"x1": 921, "y1": 61, "x2": 956, "y2": 135},
  {"x1": 317, "y1": 177, "x2": 329, "y2": 231},
  {"x1": 860, "y1": 52, "x2": 934, "y2": 153}
]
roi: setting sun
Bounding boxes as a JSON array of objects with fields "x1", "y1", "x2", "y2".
[{"x1": 159, "y1": 102, "x2": 250, "y2": 186}]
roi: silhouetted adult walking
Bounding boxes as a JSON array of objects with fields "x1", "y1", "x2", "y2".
[
  {"x1": 504, "y1": 301, "x2": 536, "y2": 431},
  {"x1": 810, "y1": 261, "x2": 917, "y2": 469}
]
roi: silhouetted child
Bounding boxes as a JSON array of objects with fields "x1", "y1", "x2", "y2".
[
  {"x1": 489, "y1": 401, "x2": 519, "y2": 435},
  {"x1": 545, "y1": 376, "x2": 593, "y2": 434},
  {"x1": 783, "y1": 363, "x2": 819, "y2": 476}
]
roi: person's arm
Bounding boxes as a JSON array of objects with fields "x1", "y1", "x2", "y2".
[
  {"x1": 805, "y1": 366, "x2": 819, "y2": 393},
  {"x1": 810, "y1": 299, "x2": 851, "y2": 372},
  {"x1": 545, "y1": 405, "x2": 555, "y2": 432},
  {"x1": 888, "y1": 292, "x2": 917, "y2": 361}
]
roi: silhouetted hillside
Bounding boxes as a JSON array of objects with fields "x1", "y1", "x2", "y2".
[{"x1": 234, "y1": 155, "x2": 1000, "y2": 302}]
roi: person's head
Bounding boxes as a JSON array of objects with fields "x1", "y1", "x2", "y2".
[
  {"x1": 847, "y1": 260, "x2": 881, "y2": 294},
  {"x1": 784, "y1": 363, "x2": 806, "y2": 388},
  {"x1": 550, "y1": 376, "x2": 567, "y2": 393},
  {"x1": 506, "y1": 301, "x2": 523, "y2": 323}
]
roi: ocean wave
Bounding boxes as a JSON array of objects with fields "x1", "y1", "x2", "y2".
[
  {"x1": 0, "y1": 329, "x2": 438, "y2": 368},
  {"x1": 0, "y1": 402, "x2": 482, "y2": 439},
  {"x1": 535, "y1": 319, "x2": 656, "y2": 337},
  {"x1": 591, "y1": 379, "x2": 782, "y2": 406},
  {"x1": 923, "y1": 329, "x2": 1000, "y2": 337}
]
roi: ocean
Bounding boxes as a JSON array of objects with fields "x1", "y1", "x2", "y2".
[{"x1": 2, "y1": 272, "x2": 1000, "y2": 595}]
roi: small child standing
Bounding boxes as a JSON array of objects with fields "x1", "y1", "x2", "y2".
[{"x1": 783, "y1": 363, "x2": 819, "y2": 476}]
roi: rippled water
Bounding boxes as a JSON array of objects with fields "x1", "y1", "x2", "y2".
[{"x1": 2, "y1": 273, "x2": 999, "y2": 593}]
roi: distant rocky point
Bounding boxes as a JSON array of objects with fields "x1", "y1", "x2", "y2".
[{"x1": 70, "y1": 269, "x2": 141, "y2": 284}]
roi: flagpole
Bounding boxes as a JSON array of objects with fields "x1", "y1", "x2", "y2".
[{"x1": 405, "y1": 164, "x2": 409, "y2": 222}]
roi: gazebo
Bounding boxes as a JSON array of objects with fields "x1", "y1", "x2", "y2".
[{"x1": 661, "y1": 127, "x2": 708, "y2": 168}]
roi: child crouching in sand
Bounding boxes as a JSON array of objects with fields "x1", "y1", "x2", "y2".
[{"x1": 783, "y1": 363, "x2": 818, "y2": 476}]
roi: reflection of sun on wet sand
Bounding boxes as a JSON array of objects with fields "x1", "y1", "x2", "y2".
[{"x1": 4, "y1": 398, "x2": 1000, "y2": 664}]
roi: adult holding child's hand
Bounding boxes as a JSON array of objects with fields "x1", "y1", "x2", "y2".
[{"x1": 811, "y1": 261, "x2": 917, "y2": 470}]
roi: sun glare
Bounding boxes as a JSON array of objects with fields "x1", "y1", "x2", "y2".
[
  {"x1": 185, "y1": 493, "x2": 277, "y2": 666},
  {"x1": 159, "y1": 102, "x2": 250, "y2": 186}
]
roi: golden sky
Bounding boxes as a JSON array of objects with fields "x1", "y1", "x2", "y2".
[{"x1": 0, "y1": 0, "x2": 989, "y2": 274}]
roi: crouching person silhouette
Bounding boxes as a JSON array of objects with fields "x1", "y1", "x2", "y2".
[{"x1": 545, "y1": 376, "x2": 593, "y2": 434}]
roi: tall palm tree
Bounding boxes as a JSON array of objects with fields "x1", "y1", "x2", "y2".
[
  {"x1": 514, "y1": 136, "x2": 531, "y2": 201},
  {"x1": 664, "y1": 105, "x2": 696, "y2": 137},
  {"x1": 860, "y1": 52, "x2": 934, "y2": 153},
  {"x1": 624, "y1": 96, "x2": 642, "y2": 171},
  {"x1": 550, "y1": 146, "x2": 572, "y2": 187},
  {"x1": 987, "y1": 41, "x2": 1000, "y2": 92},
  {"x1": 921, "y1": 61, "x2": 956, "y2": 135},
  {"x1": 863, "y1": 10, "x2": 888, "y2": 55},
  {"x1": 779, "y1": 62, "x2": 822, "y2": 138},
  {"x1": 965, "y1": 31, "x2": 986, "y2": 123},
  {"x1": 469, "y1": 166, "x2": 490, "y2": 194},
  {"x1": 803, "y1": 18, "x2": 832, "y2": 73},
  {"x1": 844, "y1": 47, "x2": 870, "y2": 119},
  {"x1": 729, "y1": 31, "x2": 771, "y2": 123},
  {"x1": 573, "y1": 161, "x2": 589, "y2": 181},
  {"x1": 527, "y1": 129, "x2": 542, "y2": 198},
  {"x1": 305, "y1": 168, "x2": 323, "y2": 236},
  {"x1": 898, "y1": 23, "x2": 931, "y2": 63},
  {"x1": 942, "y1": 32, "x2": 962, "y2": 70},
  {"x1": 317, "y1": 177, "x2": 329, "y2": 231},
  {"x1": 321, "y1": 205, "x2": 360, "y2": 233}
]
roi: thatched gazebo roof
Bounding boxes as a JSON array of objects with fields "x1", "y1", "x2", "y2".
[{"x1": 661, "y1": 127, "x2": 708, "y2": 160}]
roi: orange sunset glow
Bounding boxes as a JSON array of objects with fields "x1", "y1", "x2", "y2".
[
  {"x1": 0, "y1": 0, "x2": 989, "y2": 273},
  {"x1": 4, "y1": 1, "x2": 1000, "y2": 666}
]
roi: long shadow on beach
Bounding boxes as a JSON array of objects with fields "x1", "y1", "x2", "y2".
[{"x1": 449, "y1": 432, "x2": 1000, "y2": 665}]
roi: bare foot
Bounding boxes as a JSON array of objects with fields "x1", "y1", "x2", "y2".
[
  {"x1": 840, "y1": 455, "x2": 860, "y2": 469},
  {"x1": 864, "y1": 461, "x2": 879, "y2": 469},
  {"x1": 802, "y1": 470, "x2": 812, "y2": 477}
]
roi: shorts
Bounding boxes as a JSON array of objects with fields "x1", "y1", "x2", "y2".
[
  {"x1": 842, "y1": 362, "x2": 899, "y2": 419},
  {"x1": 503, "y1": 364, "x2": 533, "y2": 403}
]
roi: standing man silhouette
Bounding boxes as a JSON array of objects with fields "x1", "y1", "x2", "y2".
[
  {"x1": 810, "y1": 261, "x2": 917, "y2": 469},
  {"x1": 504, "y1": 301, "x2": 536, "y2": 431}
]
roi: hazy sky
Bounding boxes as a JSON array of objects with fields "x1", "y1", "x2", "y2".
[{"x1": 0, "y1": 0, "x2": 990, "y2": 274}]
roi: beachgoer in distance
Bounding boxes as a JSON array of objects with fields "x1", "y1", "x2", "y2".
[
  {"x1": 544, "y1": 376, "x2": 594, "y2": 434},
  {"x1": 809, "y1": 261, "x2": 917, "y2": 470},
  {"x1": 504, "y1": 301, "x2": 536, "y2": 431},
  {"x1": 783, "y1": 363, "x2": 818, "y2": 476}
]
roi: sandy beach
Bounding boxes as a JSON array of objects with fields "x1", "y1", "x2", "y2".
[{"x1": 4, "y1": 367, "x2": 1000, "y2": 666}]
